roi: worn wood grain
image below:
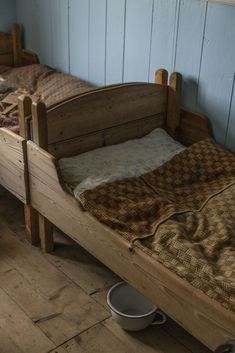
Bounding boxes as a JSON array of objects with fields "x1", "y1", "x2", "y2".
[
  {"x1": 0, "y1": 128, "x2": 27, "y2": 203},
  {"x1": 27, "y1": 140, "x2": 235, "y2": 350},
  {"x1": 0, "y1": 288, "x2": 55, "y2": 353}
]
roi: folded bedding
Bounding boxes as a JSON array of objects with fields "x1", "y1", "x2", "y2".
[
  {"x1": 0, "y1": 64, "x2": 93, "y2": 133},
  {"x1": 59, "y1": 132, "x2": 235, "y2": 312}
]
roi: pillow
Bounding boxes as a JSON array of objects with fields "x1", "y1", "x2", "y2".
[{"x1": 58, "y1": 128, "x2": 185, "y2": 198}]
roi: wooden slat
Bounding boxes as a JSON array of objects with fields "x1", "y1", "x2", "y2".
[
  {"x1": 166, "y1": 72, "x2": 182, "y2": 138},
  {"x1": 49, "y1": 113, "x2": 165, "y2": 159},
  {"x1": 32, "y1": 101, "x2": 48, "y2": 150},
  {"x1": 0, "y1": 53, "x2": 13, "y2": 66},
  {"x1": 27, "y1": 140, "x2": 235, "y2": 351},
  {"x1": 0, "y1": 32, "x2": 12, "y2": 54},
  {"x1": 179, "y1": 108, "x2": 211, "y2": 146},
  {"x1": 46, "y1": 83, "x2": 168, "y2": 145},
  {"x1": 155, "y1": 69, "x2": 168, "y2": 85},
  {"x1": 0, "y1": 128, "x2": 28, "y2": 203}
]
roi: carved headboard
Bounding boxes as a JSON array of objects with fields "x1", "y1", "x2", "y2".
[{"x1": 0, "y1": 24, "x2": 38, "y2": 67}]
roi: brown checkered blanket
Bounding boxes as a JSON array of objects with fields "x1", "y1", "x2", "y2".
[
  {"x1": 0, "y1": 64, "x2": 93, "y2": 133},
  {"x1": 79, "y1": 139, "x2": 235, "y2": 311}
]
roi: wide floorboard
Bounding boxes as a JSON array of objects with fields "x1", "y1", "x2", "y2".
[{"x1": 0, "y1": 187, "x2": 211, "y2": 353}]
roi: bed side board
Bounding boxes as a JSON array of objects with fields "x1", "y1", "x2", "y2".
[
  {"x1": 0, "y1": 24, "x2": 39, "y2": 67},
  {"x1": 155, "y1": 69, "x2": 212, "y2": 143}
]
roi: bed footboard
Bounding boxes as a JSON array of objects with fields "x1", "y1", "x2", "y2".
[{"x1": 0, "y1": 128, "x2": 28, "y2": 203}]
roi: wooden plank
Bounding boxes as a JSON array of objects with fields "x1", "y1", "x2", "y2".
[
  {"x1": 0, "y1": 53, "x2": 13, "y2": 66},
  {"x1": 69, "y1": 0, "x2": 89, "y2": 81},
  {"x1": 174, "y1": 0, "x2": 207, "y2": 109},
  {"x1": 166, "y1": 72, "x2": 182, "y2": 137},
  {"x1": 106, "y1": 0, "x2": 126, "y2": 84},
  {"x1": 45, "y1": 228, "x2": 119, "y2": 295},
  {"x1": 51, "y1": 0, "x2": 69, "y2": 72},
  {"x1": 49, "y1": 131, "x2": 104, "y2": 159},
  {"x1": 104, "y1": 113, "x2": 165, "y2": 146},
  {"x1": 32, "y1": 101, "x2": 48, "y2": 150},
  {"x1": 179, "y1": 108, "x2": 211, "y2": 146},
  {"x1": 89, "y1": 0, "x2": 107, "y2": 85},
  {"x1": 27, "y1": 141, "x2": 235, "y2": 351},
  {"x1": 103, "y1": 318, "x2": 195, "y2": 353},
  {"x1": 123, "y1": 0, "x2": 153, "y2": 82},
  {"x1": 0, "y1": 32, "x2": 12, "y2": 54},
  {"x1": 149, "y1": 0, "x2": 178, "y2": 79},
  {"x1": 0, "y1": 128, "x2": 27, "y2": 203},
  {"x1": 46, "y1": 83, "x2": 168, "y2": 144},
  {"x1": 0, "y1": 222, "x2": 109, "y2": 346},
  {"x1": 63, "y1": 323, "x2": 133, "y2": 353},
  {"x1": 0, "y1": 288, "x2": 55, "y2": 353},
  {"x1": 49, "y1": 113, "x2": 165, "y2": 159},
  {"x1": 197, "y1": 3, "x2": 235, "y2": 145}
]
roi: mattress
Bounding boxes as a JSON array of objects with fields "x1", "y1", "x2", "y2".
[
  {"x1": 0, "y1": 64, "x2": 94, "y2": 133},
  {"x1": 60, "y1": 135, "x2": 235, "y2": 312}
]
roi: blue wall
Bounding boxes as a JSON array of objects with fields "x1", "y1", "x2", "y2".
[
  {"x1": 0, "y1": 0, "x2": 16, "y2": 32},
  {"x1": 15, "y1": 0, "x2": 235, "y2": 151}
]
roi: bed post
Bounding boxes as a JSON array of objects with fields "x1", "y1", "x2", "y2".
[
  {"x1": 155, "y1": 68, "x2": 168, "y2": 85},
  {"x1": 18, "y1": 96, "x2": 40, "y2": 245},
  {"x1": 31, "y1": 101, "x2": 54, "y2": 252},
  {"x1": 166, "y1": 72, "x2": 182, "y2": 138},
  {"x1": 11, "y1": 24, "x2": 22, "y2": 67}
]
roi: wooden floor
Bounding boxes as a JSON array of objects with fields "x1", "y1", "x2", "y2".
[{"x1": 0, "y1": 187, "x2": 212, "y2": 353}]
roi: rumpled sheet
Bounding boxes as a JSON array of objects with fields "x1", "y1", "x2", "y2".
[
  {"x1": 0, "y1": 64, "x2": 94, "y2": 133},
  {"x1": 77, "y1": 138, "x2": 235, "y2": 311}
]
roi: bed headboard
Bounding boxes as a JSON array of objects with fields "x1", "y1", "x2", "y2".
[
  {"x1": 0, "y1": 24, "x2": 39, "y2": 67},
  {"x1": 33, "y1": 82, "x2": 169, "y2": 158},
  {"x1": 23, "y1": 69, "x2": 210, "y2": 159}
]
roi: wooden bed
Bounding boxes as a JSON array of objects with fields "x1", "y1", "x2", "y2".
[
  {"x1": 24, "y1": 69, "x2": 235, "y2": 351},
  {"x1": 0, "y1": 24, "x2": 39, "y2": 238}
]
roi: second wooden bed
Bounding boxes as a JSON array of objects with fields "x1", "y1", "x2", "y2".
[{"x1": 23, "y1": 69, "x2": 235, "y2": 351}]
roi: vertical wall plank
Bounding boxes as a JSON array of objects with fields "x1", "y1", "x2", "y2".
[
  {"x1": 175, "y1": 0, "x2": 207, "y2": 109},
  {"x1": 36, "y1": 0, "x2": 53, "y2": 66},
  {"x1": 106, "y1": 0, "x2": 125, "y2": 84},
  {"x1": 89, "y1": 0, "x2": 107, "y2": 85},
  {"x1": 225, "y1": 75, "x2": 235, "y2": 151},
  {"x1": 197, "y1": 3, "x2": 235, "y2": 144},
  {"x1": 0, "y1": 0, "x2": 16, "y2": 32},
  {"x1": 123, "y1": 0, "x2": 153, "y2": 82},
  {"x1": 149, "y1": 0, "x2": 178, "y2": 81},
  {"x1": 69, "y1": 0, "x2": 89, "y2": 80},
  {"x1": 51, "y1": 0, "x2": 69, "y2": 73},
  {"x1": 16, "y1": 0, "x2": 39, "y2": 53}
]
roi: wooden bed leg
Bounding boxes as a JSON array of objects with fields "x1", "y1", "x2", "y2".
[
  {"x1": 155, "y1": 68, "x2": 168, "y2": 85},
  {"x1": 39, "y1": 214, "x2": 54, "y2": 253},
  {"x1": 24, "y1": 205, "x2": 40, "y2": 244}
]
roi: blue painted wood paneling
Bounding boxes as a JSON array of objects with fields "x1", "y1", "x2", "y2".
[
  {"x1": 123, "y1": 0, "x2": 153, "y2": 82},
  {"x1": 51, "y1": 0, "x2": 69, "y2": 73},
  {"x1": 89, "y1": 0, "x2": 107, "y2": 85},
  {"x1": 175, "y1": 0, "x2": 207, "y2": 109},
  {"x1": 16, "y1": 0, "x2": 38, "y2": 53},
  {"x1": 197, "y1": 3, "x2": 235, "y2": 145},
  {"x1": 0, "y1": 0, "x2": 16, "y2": 32},
  {"x1": 225, "y1": 75, "x2": 235, "y2": 151},
  {"x1": 149, "y1": 0, "x2": 178, "y2": 81},
  {"x1": 106, "y1": 0, "x2": 125, "y2": 84},
  {"x1": 14, "y1": 0, "x2": 235, "y2": 151},
  {"x1": 69, "y1": 0, "x2": 89, "y2": 80}
]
